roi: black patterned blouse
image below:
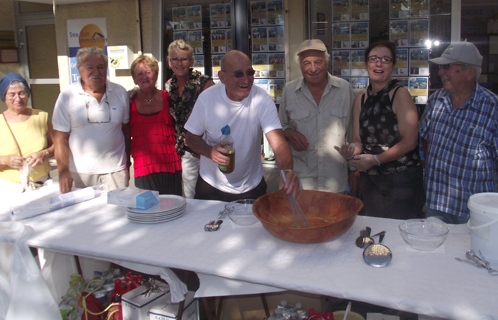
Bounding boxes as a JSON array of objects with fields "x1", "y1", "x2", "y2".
[
  {"x1": 359, "y1": 79, "x2": 421, "y2": 175},
  {"x1": 165, "y1": 68, "x2": 212, "y2": 156}
]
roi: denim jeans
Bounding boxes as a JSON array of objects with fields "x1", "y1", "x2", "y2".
[
  {"x1": 425, "y1": 207, "x2": 469, "y2": 224},
  {"x1": 359, "y1": 166, "x2": 425, "y2": 219}
]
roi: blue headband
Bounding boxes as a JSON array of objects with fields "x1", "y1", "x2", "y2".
[{"x1": 0, "y1": 73, "x2": 31, "y2": 102}]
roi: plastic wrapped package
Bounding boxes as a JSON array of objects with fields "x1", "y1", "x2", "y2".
[{"x1": 0, "y1": 221, "x2": 62, "y2": 320}]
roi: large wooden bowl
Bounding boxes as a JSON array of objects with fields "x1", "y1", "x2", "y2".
[{"x1": 253, "y1": 190, "x2": 363, "y2": 243}]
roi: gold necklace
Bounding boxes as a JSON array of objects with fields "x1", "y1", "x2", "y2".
[{"x1": 142, "y1": 90, "x2": 156, "y2": 104}]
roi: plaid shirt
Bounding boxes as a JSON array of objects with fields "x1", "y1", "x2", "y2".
[{"x1": 419, "y1": 84, "x2": 498, "y2": 218}]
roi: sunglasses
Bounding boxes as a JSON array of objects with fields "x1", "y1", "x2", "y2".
[
  {"x1": 226, "y1": 69, "x2": 256, "y2": 78},
  {"x1": 439, "y1": 63, "x2": 465, "y2": 70}
]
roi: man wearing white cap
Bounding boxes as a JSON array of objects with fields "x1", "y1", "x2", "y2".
[
  {"x1": 278, "y1": 39, "x2": 355, "y2": 194},
  {"x1": 419, "y1": 41, "x2": 498, "y2": 224}
]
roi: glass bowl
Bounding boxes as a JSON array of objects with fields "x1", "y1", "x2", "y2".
[
  {"x1": 398, "y1": 217, "x2": 449, "y2": 251},
  {"x1": 225, "y1": 199, "x2": 259, "y2": 226}
]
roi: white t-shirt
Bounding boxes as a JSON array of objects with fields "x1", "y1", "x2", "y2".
[
  {"x1": 185, "y1": 83, "x2": 281, "y2": 194},
  {"x1": 52, "y1": 79, "x2": 130, "y2": 174}
]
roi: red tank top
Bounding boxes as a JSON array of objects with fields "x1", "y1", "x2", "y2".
[{"x1": 130, "y1": 91, "x2": 181, "y2": 177}]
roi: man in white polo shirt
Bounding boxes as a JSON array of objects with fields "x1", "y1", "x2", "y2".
[{"x1": 52, "y1": 46, "x2": 130, "y2": 193}]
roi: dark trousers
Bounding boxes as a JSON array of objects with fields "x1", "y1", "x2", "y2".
[
  {"x1": 194, "y1": 176, "x2": 267, "y2": 202},
  {"x1": 135, "y1": 171, "x2": 183, "y2": 196},
  {"x1": 359, "y1": 166, "x2": 425, "y2": 219}
]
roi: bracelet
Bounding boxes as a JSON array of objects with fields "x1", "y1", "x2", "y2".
[
  {"x1": 347, "y1": 153, "x2": 356, "y2": 161},
  {"x1": 283, "y1": 169, "x2": 293, "y2": 172},
  {"x1": 373, "y1": 154, "x2": 381, "y2": 166}
]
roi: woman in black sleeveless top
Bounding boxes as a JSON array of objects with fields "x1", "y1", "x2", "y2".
[{"x1": 335, "y1": 41, "x2": 425, "y2": 219}]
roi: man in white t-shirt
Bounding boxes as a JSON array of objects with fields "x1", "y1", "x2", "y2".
[
  {"x1": 52, "y1": 47, "x2": 130, "y2": 194},
  {"x1": 185, "y1": 50, "x2": 299, "y2": 201}
]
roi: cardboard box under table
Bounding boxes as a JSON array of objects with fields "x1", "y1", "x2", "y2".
[
  {"x1": 122, "y1": 283, "x2": 169, "y2": 320},
  {"x1": 149, "y1": 291, "x2": 198, "y2": 320}
]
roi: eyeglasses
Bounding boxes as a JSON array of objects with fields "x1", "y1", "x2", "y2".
[
  {"x1": 170, "y1": 57, "x2": 189, "y2": 64},
  {"x1": 439, "y1": 63, "x2": 465, "y2": 70},
  {"x1": 86, "y1": 94, "x2": 111, "y2": 124},
  {"x1": 6, "y1": 91, "x2": 29, "y2": 101},
  {"x1": 367, "y1": 56, "x2": 393, "y2": 64},
  {"x1": 225, "y1": 69, "x2": 256, "y2": 78}
]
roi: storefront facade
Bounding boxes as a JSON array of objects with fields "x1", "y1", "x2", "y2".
[{"x1": 1, "y1": 0, "x2": 497, "y2": 112}]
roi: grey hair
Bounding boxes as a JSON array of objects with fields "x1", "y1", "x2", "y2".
[
  {"x1": 167, "y1": 40, "x2": 194, "y2": 62},
  {"x1": 7, "y1": 80, "x2": 30, "y2": 98},
  {"x1": 76, "y1": 46, "x2": 108, "y2": 69},
  {"x1": 461, "y1": 63, "x2": 482, "y2": 81}
]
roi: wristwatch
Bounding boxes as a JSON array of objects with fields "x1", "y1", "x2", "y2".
[{"x1": 45, "y1": 150, "x2": 50, "y2": 158}]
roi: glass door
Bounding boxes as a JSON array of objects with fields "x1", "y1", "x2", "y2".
[{"x1": 16, "y1": 2, "x2": 59, "y2": 119}]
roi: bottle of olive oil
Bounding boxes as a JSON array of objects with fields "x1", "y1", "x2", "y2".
[{"x1": 219, "y1": 125, "x2": 235, "y2": 174}]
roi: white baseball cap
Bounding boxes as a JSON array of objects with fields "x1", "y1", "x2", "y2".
[
  {"x1": 429, "y1": 42, "x2": 482, "y2": 67},
  {"x1": 297, "y1": 39, "x2": 327, "y2": 55}
]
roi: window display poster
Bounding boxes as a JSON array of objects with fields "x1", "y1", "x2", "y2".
[
  {"x1": 193, "y1": 55, "x2": 205, "y2": 75},
  {"x1": 252, "y1": 27, "x2": 268, "y2": 52},
  {"x1": 211, "y1": 29, "x2": 226, "y2": 54},
  {"x1": 212, "y1": 54, "x2": 224, "y2": 79},
  {"x1": 269, "y1": 53, "x2": 285, "y2": 78},
  {"x1": 411, "y1": 0, "x2": 429, "y2": 18},
  {"x1": 351, "y1": 77, "x2": 368, "y2": 89},
  {"x1": 333, "y1": 50, "x2": 351, "y2": 76},
  {"x1": 409, "y1": 77, "x2": 428, "y2": 103},
  {"x1": 394, "y1": 48, "x2": 408, "y2": 76},
  {"x1": 333, "y1": 23, "x2": 350, "y2": 49},
  {"x1": 410, "y1": 19, "x2": 429, "y2": 47},
  {"x1": 225, "y1": 4, "x2": 232, "y2": 27},
  {"x1": 254, "y1": 78, "x2": 269, "y2": 93},
  {"x1": 333, "y1": 0, "x2": 350, "y2": 21},
  {"x1": 251, "y1": 1, "x2": 267, "y2": 26},
  {"x1": 226, "y1": 29, "x2": 232, "y2": 51},
  {"x1": 210, "y1": 4, "x2": 225, "y2": 28},
  {"x1": 268, "y1": 0, "x2": 284, "y2": 25},
  {"x1": 409, "y1": 48, "x2": 429, "y2": 76},
  {"x1": 252, "y1": 53, "x2": 269, "y2": 78},
  {"x1": 67, "y1": 18, "x2": 107, "y2": 83},
  {"x1": 393, "y1": 77, "x2": 409, "y2": 90},
  {"x1": 269, "y1": 79, "x2": 285, "y2": 104},
  {"x1": 390, "y1": 0, "x2": 410, "y2": 19},
  {"x1": 173, "y1": 31, "x2": 187, "y2": 42},
  {"x1": 351, "y1": 50, "x2": 368, "y2": 76},
  {"x1": 351, "y1": 22, "x2": 369, "y2": 49},
  {"x1": 188, "y1": 30, "x2": 203, "y2": 54},
  {"x1": 187, "y1": 5, "x2": 202, "y2": 30},
  {"x1": 268, "y1": 26, "x2": 284, "y2": 52},
  {"x1": 390, "y1": 20, "x2": 408, "y2": 47},
  {"x1": 351, "y1": 0, "x2": 369, "y2": 21},
  {"x1": 172, "y1": 7, "x2": 187, "y2": 30}
]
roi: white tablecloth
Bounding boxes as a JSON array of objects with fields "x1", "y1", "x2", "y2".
[{"x1": 15, "y1": 196, "x2": 498, "y2": 320}]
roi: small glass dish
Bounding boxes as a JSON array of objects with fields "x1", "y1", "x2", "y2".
[
  {"x1": 398, "y1": 217, "x2": 449, "y2": 251},
  {"x1": 225, "y1": 199, "x2": 259, "y2": 226}
]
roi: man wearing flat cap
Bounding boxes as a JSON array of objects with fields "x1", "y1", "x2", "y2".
[
  {"x1": 278, "y1": 39, "x2": 356, "y2": 194},
  {"x1": 419, "y1": 41, "x2": 498, "y2": 224}
]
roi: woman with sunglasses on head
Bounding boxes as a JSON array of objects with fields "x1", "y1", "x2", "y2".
[
  {"x1": 0, "y1": 73, "x2": 54, "y2": 195},
  {"x1": 165, "y1": 40, "x2": 215, "y2": 198},
  {"x1": 335, "y1": 40, "x2": 425, "y2": 219},
  {"x1": 129, "y1": 55, "x2": 182, "y2": 195}
]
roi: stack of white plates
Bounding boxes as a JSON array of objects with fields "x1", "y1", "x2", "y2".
[{"x1": 125, "y1": 194, "x2": 186, "y2": 224}]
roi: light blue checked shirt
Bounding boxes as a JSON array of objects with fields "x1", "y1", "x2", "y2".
[{"x1": 419, "y1": 84, "x2": 498, "y2": 218}]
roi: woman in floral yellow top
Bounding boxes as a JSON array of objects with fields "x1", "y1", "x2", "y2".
[{"x1": 165, "y1": 40, "x2": 215, "y2": 198}]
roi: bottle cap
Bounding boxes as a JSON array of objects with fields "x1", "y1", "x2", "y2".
[{"x1": 221, "y1": 124, "x2": 231, "y2": 135}]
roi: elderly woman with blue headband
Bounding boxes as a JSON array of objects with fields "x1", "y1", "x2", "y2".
[{"x1": 0, "y1": 73, "x2": 54, "y2": 193}]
